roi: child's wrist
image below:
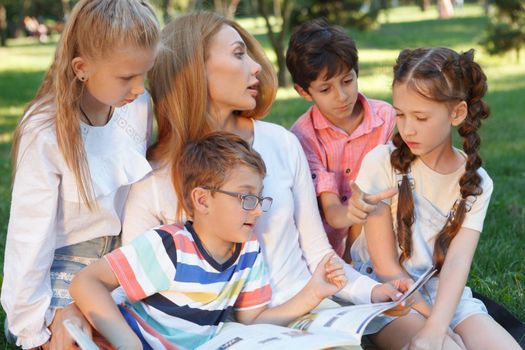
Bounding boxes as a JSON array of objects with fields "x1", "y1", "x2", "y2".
[
  {"x1": 304, "y1": 280, "x2": 325, "y2": 304},
  {"x1": 425, "y1": 316, "x2": 448, "y2": 334}
]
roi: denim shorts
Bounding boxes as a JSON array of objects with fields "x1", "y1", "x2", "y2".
[
  {"x1": 4, "y1": 235, "x2": 121, "y2": 345},
  {"x1": 50, "y1": 235, "x2": 121, "y2": 308}
]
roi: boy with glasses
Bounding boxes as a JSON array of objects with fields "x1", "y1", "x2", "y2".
[{"x1": 70, "y1": 132, "x2": 347, "y2": 350}]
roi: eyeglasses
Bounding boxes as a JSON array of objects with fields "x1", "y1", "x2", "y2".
[{"x1": 203, "y1": 187, "x2": 273, "y2": 212}]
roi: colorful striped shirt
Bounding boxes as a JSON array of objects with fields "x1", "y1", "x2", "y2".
[
  {"x1": 106, "y1": 222, "x2": 272, "y2": 350},
  {"x1": 290, "y1": 93, "x2": 396, "y2": 256}
]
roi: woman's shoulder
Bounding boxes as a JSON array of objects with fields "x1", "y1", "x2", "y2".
[
  {"x1": 254, "y1": 119, "x2": 302, "y2": 153},
  {"x1": 254, "y1": 119, "x2": 291, "y2": 135},
  {"x1": 131, "y1": 162, "x2": 172, "y2": 190}
]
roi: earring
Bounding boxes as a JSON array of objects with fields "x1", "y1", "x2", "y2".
[{"x1": 78, "y1": 76, "x2": 86, "y2": 82}]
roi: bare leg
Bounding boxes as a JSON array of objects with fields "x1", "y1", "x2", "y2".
[
  {"x1": 370, "y1": 314, "x2": 463, "y2": 350},
  {"x1": 369, "y1": 314, "x2": 424, "y2": 350},
  {"x1": 454, "y1": 314, "x2": 521, "y2": 350}
]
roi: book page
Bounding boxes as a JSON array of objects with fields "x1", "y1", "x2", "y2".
[
  {"x1": 64, "y1": 319, "x2": 100, "y2": 350},
  {"x1": 289, "y1": 266, "x2": 437, "y2": 339},
  {"x1": 197, "y1": 322, "x2": 361, "y2": 350}
]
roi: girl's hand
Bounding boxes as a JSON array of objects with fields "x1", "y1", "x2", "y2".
[
  {"x1": 346, "y1": 181, "x2": 398, "y2": 224},
  {"x1": 311, "y1": 253, "x2": 347, "y2": 299},
  {"x1": 48, "y1": 304, "x2": 92, "y2": 350}
]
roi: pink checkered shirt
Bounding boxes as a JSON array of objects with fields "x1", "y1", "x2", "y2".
[{"x1": 290, "y1": 93, "x2": 396, "y2": 256}]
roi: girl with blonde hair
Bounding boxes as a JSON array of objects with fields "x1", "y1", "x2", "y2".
[
  {"x1": 124, "y1": 11, "x2": 407, "y2": 317},
  {"x1": 1, "y1": 1, "x2": 159, "y2": 348}
]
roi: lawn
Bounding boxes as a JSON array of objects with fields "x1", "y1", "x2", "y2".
[{"x1": 0, "y1": 4, "x2": 524, "y2": 348}]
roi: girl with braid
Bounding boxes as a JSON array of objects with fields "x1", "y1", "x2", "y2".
[{"x1": 350, "y1": 47, "x2": 520, "y2": 349}]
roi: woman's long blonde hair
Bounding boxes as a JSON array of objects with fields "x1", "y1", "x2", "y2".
[
  {"x1": 12, "y1": 0, "x2": 159, "y2": 207},
  {"x1": 148, "y1": 11, "x2": 277, "y2": 221}
]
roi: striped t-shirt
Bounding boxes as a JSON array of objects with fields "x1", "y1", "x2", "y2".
[{"x1": 106, "y1": 221, "x2": 272, "y2": 350}]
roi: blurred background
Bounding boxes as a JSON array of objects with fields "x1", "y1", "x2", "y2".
[{"x1": 0, "y1": 0, "x2": 524, "y2": 348}]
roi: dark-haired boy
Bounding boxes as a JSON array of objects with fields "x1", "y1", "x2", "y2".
[{"x1": 287, "y1": 19, "x2": 397, "y2": 260}]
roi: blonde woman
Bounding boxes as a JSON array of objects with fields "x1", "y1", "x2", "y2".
[
  {"x1": 123, "y1": 11, "x2": 407, "y2": 313},
  {"x1": 1, "y1": 1, "x2": 159, "y2": 348}
]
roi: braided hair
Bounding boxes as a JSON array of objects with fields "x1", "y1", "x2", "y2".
[{"x1": 391, "y1": 47, "x2": 490, "y2": 272}]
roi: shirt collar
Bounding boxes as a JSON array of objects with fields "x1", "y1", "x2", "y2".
[{"x1": 311, "y1": 93, "x2": 385, "y2": 139}]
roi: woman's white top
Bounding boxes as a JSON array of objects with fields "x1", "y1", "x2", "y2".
[
  {"x1": 1, "y1": 92, "x2": 153, "y2": 348},
  {"x1": 123, "y1": 119, "x2": 378, "y2": 308}
]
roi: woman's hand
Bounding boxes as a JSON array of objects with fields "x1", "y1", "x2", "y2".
[{"x1": 48, "y1": 304, "x2": 92, "y2": 350}]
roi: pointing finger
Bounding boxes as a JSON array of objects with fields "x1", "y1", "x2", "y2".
[{"x1": 364, "y1": 187, "x2": 398, "y2": 205}]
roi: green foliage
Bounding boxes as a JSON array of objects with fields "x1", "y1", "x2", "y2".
[
  {"x1": 291, "y1": 0, "x2": 381, "y2": 31},
  {"x1": 481, "y1": 0, "x2": 525, "y2": 58}
]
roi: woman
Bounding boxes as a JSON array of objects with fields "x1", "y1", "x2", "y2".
[{"x1": 122, "y1": 11, "x2": 404, "y2": 308}]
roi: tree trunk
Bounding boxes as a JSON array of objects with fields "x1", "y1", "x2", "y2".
[
  {"x1": 226, "y1": 0, "x2": 241, "y2": 19},
  {"x1": 162, "y1": 0, "x2": 171, "y2": 24},
  {"x1": 256, "y1": 0, "x2": 293, "y2": 86},
  {"x1": 273, "y1": 0, "x2": 280, "y2": 18},
  {"x1": 420, "y1": 0, "x2": 430, "y2": 12},
  {"x1": 61, "y1": 0, "x2": 71, "y2": 19},
  {"x1": 18, "y1": 0, "x2": 31, "y2": 37},
  {"x1": 0, "y1": 5, "x2": 7, "y2": 46},
  {"x1": 214, "y1": 0, "x2": 226, "y2": 15}
]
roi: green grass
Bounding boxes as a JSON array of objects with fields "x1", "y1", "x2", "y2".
[{"x1": 1, "y1": 4, "x2": 524, "y2": 348}]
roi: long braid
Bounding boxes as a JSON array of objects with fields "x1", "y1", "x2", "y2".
[
  {"x1": 391, "y1": 47, "x2": 489, "y2": 272},
  {"x1": 391, "y1": 132, "x2": 416, "y2": 265},
  {"x1": 433, "y1": 50, "x2": 489, "y2": 271}
]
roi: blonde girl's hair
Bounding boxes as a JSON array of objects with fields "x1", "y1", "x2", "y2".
[
  {"x1": 11, "y1": 0, "x2": 160, "y2": 208},
  {"x1": 147, "y1": 11, "x2": 277, "y2": 221},
  {"x1": 391, "y1": 47, "x2": 490, "y2": 272}
]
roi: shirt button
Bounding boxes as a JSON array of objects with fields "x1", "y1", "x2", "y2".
[
  {"x1": 366, "y1": 266, "x2": 374, "y2": 274},
  {"x1": 311, "y1": 174, "x2": 316, "y2": 179},
  {"x1": 345, "y1": 168, "x2": 351, "y2": 174},
  {"x1": 341, "y1": 195, "x2": 348, "y2": 202}
]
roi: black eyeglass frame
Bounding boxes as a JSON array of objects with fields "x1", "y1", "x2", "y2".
[{"x1": 202, "y1": 187, "x2": 273, "y2": 212}]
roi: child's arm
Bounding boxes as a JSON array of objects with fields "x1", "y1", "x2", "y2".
[
  {"x1": 236, "y1": 254, "x2": 346, "y2": 326},
  {"x1": 70, "y1": 258, "x2": 142, "y2": 350},
  {"x1": 410, "y1": 228, "x2": 480, "y2": 349},
  {"x1": 320, "y1": 182, "x2": 398, "y2": 229},
  {"x1": 365, "y1": 201, "x2": 432, "y2": 317}
]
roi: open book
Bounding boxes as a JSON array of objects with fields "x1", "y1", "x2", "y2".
[{"x1": 66, "y1": 267, "x2": 436, "y2": 350}]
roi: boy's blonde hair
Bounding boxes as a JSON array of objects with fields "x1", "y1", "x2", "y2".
[
  {"x1": 175, "y1": 131, "x2": 266, "y2": 219},
  {"x1": 12, "y1": 0, "x2": 160, "y2": 207}
]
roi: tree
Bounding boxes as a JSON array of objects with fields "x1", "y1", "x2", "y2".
[
  {"x1": 256, "y1": 0, "x2": 293, "y2": 87},
  {"x1": 291, "y1": 0, "x2": 381, "y2": 31},
  {"x1": 1, "y1": 4, "x2": 7, "y2": 46},
  {"x1": 214, "y1": 0, "x2": 241, "y2": 19},
  {"x1": 482, "y1": 0, "x2": 525, "y2": 61}
]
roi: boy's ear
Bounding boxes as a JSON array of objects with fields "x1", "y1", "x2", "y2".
[
  {"x1": 191, "y1": 187, "x2": 210, "y2": 215},
  {"x1": 71, "y1": 56, "x2": 90, "y2": 81},
  {"x1": 294, "y1": 84, "x2": 314, "y2": 102},
  {"x1": 451, "y1": 101, "x2": 468, "y2": 126}
]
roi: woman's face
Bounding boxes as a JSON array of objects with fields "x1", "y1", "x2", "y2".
[{"x1": 205, "y1": 24, "x2": 261, "y2": 121}]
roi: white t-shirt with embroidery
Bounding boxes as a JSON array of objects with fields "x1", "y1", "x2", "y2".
[{"x1": 1, "y1": 92, "x2": 153, "y2": 348}]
